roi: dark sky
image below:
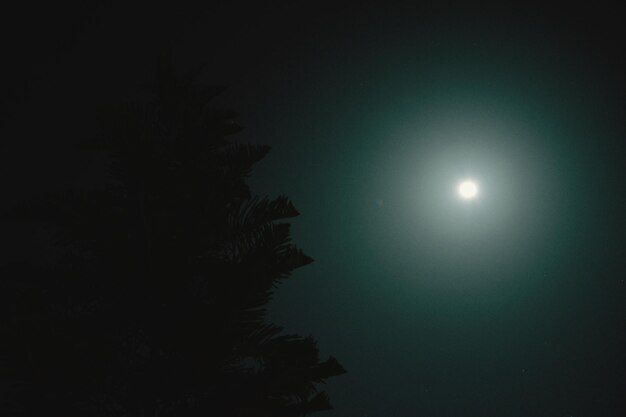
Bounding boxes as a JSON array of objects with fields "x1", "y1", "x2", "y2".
[{"x1": 2, "y1": 2, "x2": 626, "y2": 416}]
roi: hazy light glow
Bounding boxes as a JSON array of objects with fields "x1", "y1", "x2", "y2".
[{"x1": 458, "y1": 180, "x2": 478, "y2": 199}]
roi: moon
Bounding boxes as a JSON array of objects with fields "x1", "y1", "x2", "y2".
[{"x1": 458, "y1": 180, "x2": 478, "y2": 199}]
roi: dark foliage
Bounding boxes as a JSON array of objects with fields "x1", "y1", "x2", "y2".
[{"x1": 0, "y1": 53, "x2": 345, "y2": 417}]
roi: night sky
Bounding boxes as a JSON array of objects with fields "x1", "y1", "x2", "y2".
[{"x1": 2, "y1": 2, "x2": 626, "y2": 416}]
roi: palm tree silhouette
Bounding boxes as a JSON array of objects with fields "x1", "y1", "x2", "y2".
[{"x1": 0, "y1": 51, "x2": 345, "y2": 417}]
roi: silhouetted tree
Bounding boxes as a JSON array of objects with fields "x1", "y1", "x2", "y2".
[{"x1": 0, "y1": 52, "x2": 345, "y2": 417}]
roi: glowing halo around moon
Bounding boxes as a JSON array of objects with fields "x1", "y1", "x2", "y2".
[{"x1": 457, "y1": 180, "x2": 479, "y2": 200}]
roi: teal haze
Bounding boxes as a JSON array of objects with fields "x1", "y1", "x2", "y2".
[{"x1": 232, "y1": 7, "x2": 626, "y2": 416}]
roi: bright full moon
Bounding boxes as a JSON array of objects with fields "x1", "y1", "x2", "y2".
[{"x1": 458, "y1": 180, "x2": 478, "y2": 199}]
